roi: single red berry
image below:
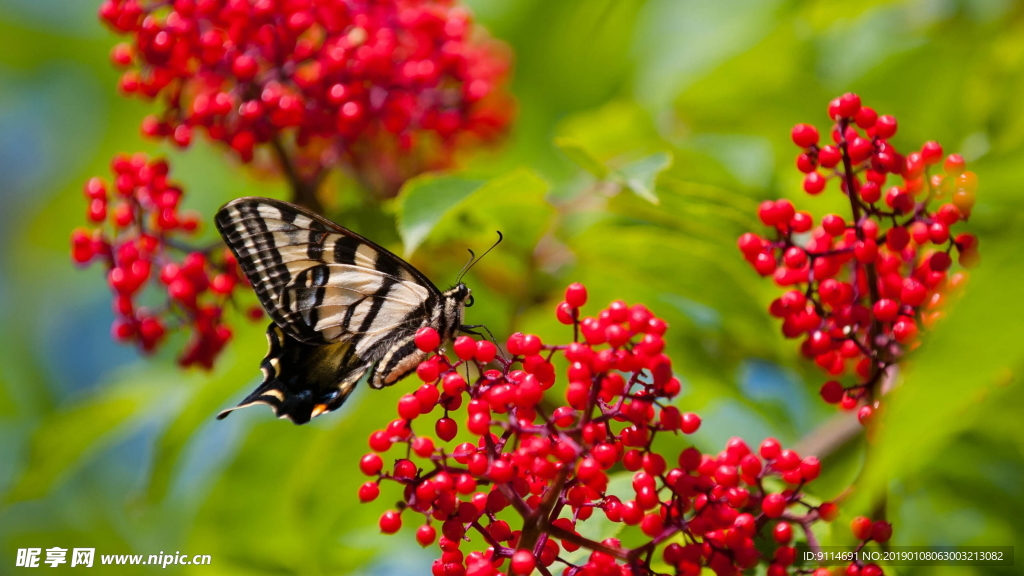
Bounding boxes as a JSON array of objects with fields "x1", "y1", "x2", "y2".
[
  {"x1": 857, "y1": 405, "x2": 874, "y2": 425},
  {"x1": 680, "y1": 412, "x2": 701, "y2": 434},
  {"x1": 556, "y1": 301, "x2": 576, "y2": 325},
  {"x1": 415, "y1": 327, "x2": 441, "y2": 352},
  {"x1": 855, "y1": 107, "x2": 878, "y2": 129},
  {"x1": 475, "y1": 340, "x2": 497, "y2": 363},
  {"x1": 453, "y1": 336, "x2": 477, "y2": 360},
  {"x1": 773, "y1": 522, "x2": 793, "y2": 544},
  {"x1": 760, "y1": 437, "x2": 781, "y2": 460},
  {"x1": 762, "y1": 493, "x2": 787, "y2": 518},
  {"x1": 358, "y1": 481, "x2": 379, "y2": 502},
  {"x1": 510, "y1": 550, "x2": 536, "y2": 575},
  {"x1": 875, "y1": 115, "x2": 898, "y2": 138},
  {"x1": 737, "y1": 233, "x2": 764, "y2": 256},
  {"x1": 893, "y1": 317, "x2": 918, "y2": 343},
  {"x1": 871, "y1": 520, "x2": 893, "y2": 543},
  {"x1": 416, "y1": 524, "x2": 437, "y2": 547},
  {"x1": 800, "y1": 456, "x2": 821, "y2": 480},
  {"x1": 519, "y1": 334, "x2": 542, "y2": 355},
  {"x1": 944, "y1": 153, "x2": 966, "y2": 176},
  {"x1": 850, "y1": 516, "x2": 873, "y2": 540},
  {"x1": 435, "y1": 417, "x2": 458, "y2": 442},
  {"x1": 820, "y1": 380, "x2": 844, "y2": 404},
  {"x1": 565, "y1": 283, "x2": 588, "y2": 307},
  {"x1": 804, "y1": 172, "x2": 826, "y2": 194},
  {"x1": 818, "y1": 502, "x2": 840, "y2": 521},
  {"x1": 791, "y1": 123, "x2": 819, "y2": 148},
  {"x1": 836, "y1": 93, "x2": 861, "y2": 118},
  {"x1": 822, "y1": 214, "x2": 846, "y2": 236},
  {"x1": 873, "y1": 299, "x2": 899, "y2": 322},
  {"x1": 930, "y1": 251, "x2": 952, "y2": 272},
  {"x1": 360, "y1": 453, "x2": 383, "y2": 476},
  {"x1": 379, "y1": 510, "x2": 402, "y2": 534}
]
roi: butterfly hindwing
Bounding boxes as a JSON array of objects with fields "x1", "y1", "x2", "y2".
[
  {"x1": 216, "y1": 324, "x2": 369, "y2": 424},
  {"x1": 215, "y1": 197, "x2": 469, "y2": 424}
]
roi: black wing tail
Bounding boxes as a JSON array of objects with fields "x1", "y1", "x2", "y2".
[{"x1": 217, "y1": 323, "x2": 369, "y2": 424}]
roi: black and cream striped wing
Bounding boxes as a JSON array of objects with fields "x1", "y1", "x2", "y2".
[
  {"x1": 215, "y1": 197, "x2": 441, "y2": 351},
  {"x1": 214, "y1": 197, "x2": 443, "y2": 423}
]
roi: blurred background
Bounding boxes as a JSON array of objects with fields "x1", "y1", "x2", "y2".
[{"x1": 1, "y1": 0, "x2": 1022, "y2": 574}]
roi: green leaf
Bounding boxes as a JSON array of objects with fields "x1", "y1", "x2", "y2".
[
  {"x1": 420, "y1": 168, "x2": 554, "y2": 255},
  {"x1": 554, "y1": 137, "x2": 609, "y2": 179},
  {"x1": 615, "y1": 151, "x2": 673, "y2": 203},
  {"x1": 394, "y1": 174, "x2": 484, "y2": 256},
  {"x1": 145, "y1": 321, "x2": 268, "y2": 503},
  {"x1": 5, "y1": 385, "x2": 149, "y2": 503}
]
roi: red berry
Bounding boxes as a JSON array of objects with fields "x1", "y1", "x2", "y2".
[
  {"x1": 358, "y1": 481, "x2": 379, "y2": 502},
  {"x1": 760, "y1": 438, "x2": 781, "y2": 460},
  {"x1": 762, "y1": 493, "x2": 787, "y2": 518},
  {"x1": 944, "y1": 153, "x2": 966, "y2": 176},
  {"x1": 565, "y1": 282, "x2": 587, "y2": 307},
  {"x1": 857, "y1": 405, "x2": 874, "y2": 425},
  {"x1": 360, "y1": 453, "x2": 383, "y2": 476},
  {"x1": 800, "y1": 456, "x2": 821, "y2": 480},
  {"x1": 875, "y1": 115, "x2": 898, "y2": 138},
  {"x1": 379, "y1": 510, "x2": 402, "y2": 534},
  {"x1": 818, "y1": 502, "x2": 840, "y2": 521},
  {"x1": 416, "y1": 524, "x2": 437, "y2": 547},
  {"x1": 791, "y1": 123, "x2": 819, "y2": 148},
  {"x1": 680, "y1": 412, "x2": 701, "y2": 434},
  {"x1": 803, "y1": 172, "x2": 826, "y2": 194},
  {"x1": 519, "y1": 334, "x2": 542, "y2": 355},
  {"x1": 850, "y1": 516, "x2": 873, "y2": 540},
  {"x1": 871, "y1": 520, "x2": 893, "y2": 543},
  {"x1": 510, "y1": 550, "x2": 536, "y2": 575},
  {"x1": 822, "y1": 214, "x2": 846, "y2": 236},
  {"x1": 820, "y1": 380, "x2": 844, "y2": 404},
  {"x1": 873, "y1": 299, "x2": 899, "y2": 322},
  {"x1": 475, "y1": 340, "x2": 497, "y2": 363},
  {"x1": 453, "y1": 336, "x2": 477, "y2": 360},
  {"x1": 836, "y1": 93, "x2": 861, "y2": 118},
  {"x1": 415, "y1": 327, "x2": 441, "y2": 352},
  {"x1": 773, "y1": 522, "x2": 793, "y2": 544}
]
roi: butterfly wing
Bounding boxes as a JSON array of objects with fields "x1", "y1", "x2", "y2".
[{"x1": 215, "y1": 197, "x2": 444, "y2": 423}]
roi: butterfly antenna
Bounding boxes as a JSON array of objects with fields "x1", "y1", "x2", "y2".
[
  {"x1": 456, "y1": 249, "x2": 476, "y2": 284},
  {"x1": 457, "y1": 231, "x2": 503, "y2": 284}
]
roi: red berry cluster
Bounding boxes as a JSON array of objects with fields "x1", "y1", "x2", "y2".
[
  {"x1": 738, "y1": 94, "x2": 980, "y2": 423},
  {"x1": 70, "y1": 153, "x2": 261, "y2": 368},
  {"x1": 98, "y1": 0, "x2": 513, "y2": 196},
  {"x1": 359, "y1": 283, "x2": 850, "y2": 576}
]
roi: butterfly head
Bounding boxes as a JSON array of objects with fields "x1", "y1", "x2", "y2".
[{"x1": 445, "y1": 282, "x2": 473, "y2": 308}]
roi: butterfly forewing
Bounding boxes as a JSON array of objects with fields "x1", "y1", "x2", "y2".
[{"x1": 215, "y1": 197, "x2": 467, "y2": 424}]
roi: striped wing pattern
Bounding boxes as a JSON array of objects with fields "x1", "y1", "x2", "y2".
[{"x1": 214, "y1": 197, "x2": 449, "y2": 423}]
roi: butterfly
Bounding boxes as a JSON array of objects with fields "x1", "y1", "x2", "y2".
[{"x1": 214, "y1": 197, "x2": 493, "y2": 424}]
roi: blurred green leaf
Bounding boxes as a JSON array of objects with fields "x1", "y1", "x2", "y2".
[
  {"x1": 615, "y1": 151, "x2": 672, "y2": 203},
  {"x1": 5, "y1": 384, "x2": 149, "y2": 503},
  {"x1": 554, "y1": 137, "x2": 609, "y2": 179},
  {"x1": 395, "y1": 174, "x2": 484, "y2": 256},
  {"x1": 145, "y1": 322, "x2": 267, "y2": 503},
  {"x1": 423, "y1": 168, "x2": 554, "y2": 255}
]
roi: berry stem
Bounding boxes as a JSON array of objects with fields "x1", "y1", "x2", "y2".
[{"x1": 270, "y1": 135, "x2": 324, "y2": 214}]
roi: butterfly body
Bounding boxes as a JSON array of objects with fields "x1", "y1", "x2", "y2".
[{"x1": 214, "y1": 197, "x2": 471, "y2": 424}]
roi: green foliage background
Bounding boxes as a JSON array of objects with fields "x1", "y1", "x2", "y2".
[{"x1": 1, "y1": 0, "x2": 1022, "y2": 574}]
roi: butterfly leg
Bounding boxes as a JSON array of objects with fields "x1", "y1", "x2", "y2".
[{"x1": 460, "y1": 323, "x2": 508, "y2": 360}]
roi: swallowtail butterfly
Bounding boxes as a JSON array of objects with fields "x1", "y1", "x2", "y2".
[{"x1": 215, "y1": 197, "x2": 484, "y2": 424}]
